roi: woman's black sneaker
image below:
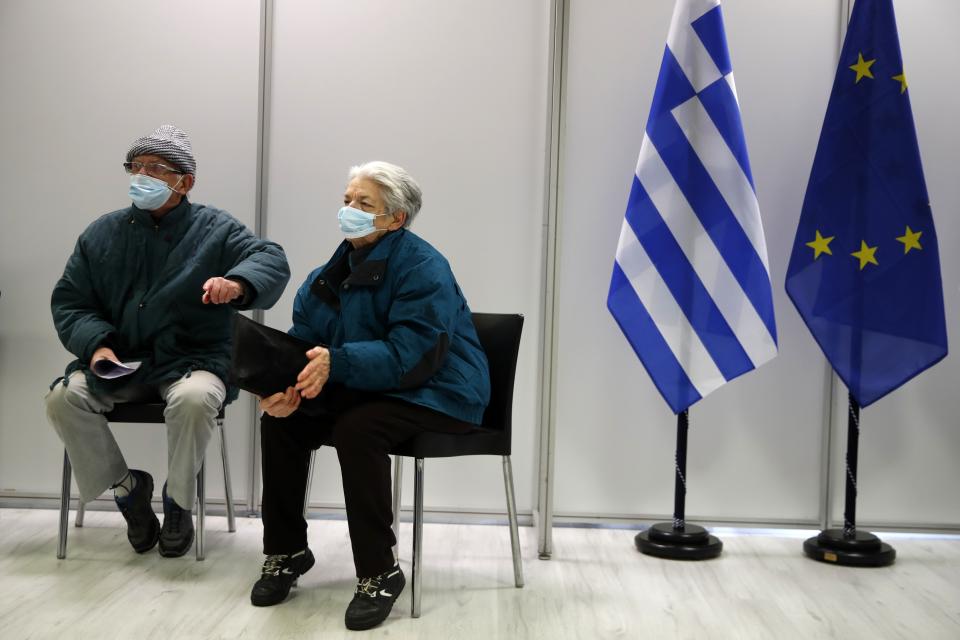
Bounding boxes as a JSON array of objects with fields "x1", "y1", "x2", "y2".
[
  {"x1": 113, "y1": 469, "x2": 160, "y2": 553},
  {"x1": 344, "y1": 564, "x2": 405, "y2": 631},
  {"x1": 158, "y1": 482, "x2": 194, "y2": 558},
  {"x1": 250, "y1": 548, "x2": 316, "y2": 606}
]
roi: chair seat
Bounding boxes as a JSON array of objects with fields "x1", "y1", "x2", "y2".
[
  {"x1": 392, "y1": 427, "x2": 510, "y2": 458},
  {"x1": 319, "y1": 426, "x2": 507, "y2": 459},
  {"x1": 106, "y1": 402, "x2": 226, "y2": 423}
]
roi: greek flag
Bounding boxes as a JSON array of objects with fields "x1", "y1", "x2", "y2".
[{"x1": 607, "y1": 0, "x2": 777, "y2": 414}]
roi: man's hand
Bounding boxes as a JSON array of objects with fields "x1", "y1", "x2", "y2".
[
  {"x1": 295, "y1": 346, "x2": 330, "y2": 399},
  {"x1": 89, "y1": 346, "x2": 119, "y2": 369},
  {"x1": 202, "y1": 277, "x2": 245, "y2": 304},
  {"x1": 260, "y1": 387, "x2": 301, "y2": 418}
]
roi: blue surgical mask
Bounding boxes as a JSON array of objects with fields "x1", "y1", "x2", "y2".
[
  {"x1": 338, "y1": 205, "x2": 388, "y2": 239},
  {"x1": 129, "y1": 174, "x2": 176, "y2": 210}
]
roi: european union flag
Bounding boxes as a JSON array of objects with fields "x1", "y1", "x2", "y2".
[{"x1": 785, "y1": 0, "x2": 948, "y2": 407}]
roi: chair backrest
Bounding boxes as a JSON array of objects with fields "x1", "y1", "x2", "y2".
[{"x1": 472, "y1": 313, "x2": 524, "y2": 440}]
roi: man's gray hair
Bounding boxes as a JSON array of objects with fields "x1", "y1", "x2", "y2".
[{"x1": 349, "y1": 161, "x2": 422, "y2": 227}]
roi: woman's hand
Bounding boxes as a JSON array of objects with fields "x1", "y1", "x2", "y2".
[
  {"x1": 259, "y1": 387, "x2": 301, "y2": 418},
  {"x1": 295, "y1": 346, "x2": 330, "y2": 399}
]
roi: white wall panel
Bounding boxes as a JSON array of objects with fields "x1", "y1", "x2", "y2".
[
  {"x1": 1, "y1": 0, "x2": 954, "y2": 532},
  {"x1": 263, "y1": 0, "x2": 550, "y2": 513},
  {"x1": 829, "y1": 0, "x2": 960, "y2": 529},
  {"x1": 0, "y1": 0, "x2": 263, "y2": 504},
  {"x1": 552, "y1": 0, "x2": 842, "y2": 523}
]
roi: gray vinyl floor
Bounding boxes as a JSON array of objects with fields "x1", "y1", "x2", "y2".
[{"x1": 0, "y1": 508, "x2": 958, "y2": 639}]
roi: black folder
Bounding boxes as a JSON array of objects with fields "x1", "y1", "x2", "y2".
[{"x1": 229, "y1": 314, "x2": 318, "y2": 397}]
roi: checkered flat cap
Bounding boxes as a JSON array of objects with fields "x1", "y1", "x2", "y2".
[{"x1": 126, "y1": 124, "x2": 197, "y2": 175}]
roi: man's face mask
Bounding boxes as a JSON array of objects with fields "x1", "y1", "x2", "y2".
[{"x1": 129, "y1": 174, "x2": 181, "y2": 211}]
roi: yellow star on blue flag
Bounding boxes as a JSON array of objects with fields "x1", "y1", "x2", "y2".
[
  {"x1": 849, "y1": 53, "x2": 876, "y2": 83},
  {"x1": 806, "y1": 230, "x2": 834, "y2": 259},
  {"x1": 896, "y1": 226, "x2": 922, "y2": 253}
]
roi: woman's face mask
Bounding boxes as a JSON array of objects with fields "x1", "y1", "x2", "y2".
[{"x1": 338, "y1": 205, "x2": 389, "y2": 239}]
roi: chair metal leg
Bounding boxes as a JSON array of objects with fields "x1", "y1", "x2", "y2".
[
  {"x1": 57, "y1": 451, "x2": 72, "y2": 559},
  {"x1": 392, "y1": 455, "x2": 403, "y2": 559},
  {"x1": 411, "y1": 458, "x2": 424, "y2": 618},
  {"x1": 196, "y1": 459, "x2": 206, "y2": 561},
  {"x1": 303, "y1": 450, "x2": 317, "y2": 520},
  {"x1": 218, "y1": 418, "x2": 236, "y2": 533},
  {"x1": 502, "y1": 455, "x2": 524, "y2": 588},
  {"x1": 76, "y1": 500, "x2": 86, "y2": 528}
]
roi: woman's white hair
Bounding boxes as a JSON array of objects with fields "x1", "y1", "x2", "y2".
[{"x1": 349, "y1": 161, "x2": 422, "y2": 227}]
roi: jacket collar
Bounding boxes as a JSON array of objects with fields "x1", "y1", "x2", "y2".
[
  {"x1": 328, "y1": 229, "x2": 404, "y2": 284},
  {"x1": 363, "y1": 227, "x2": 405, "y2": 261},
  {"x1": 311, "y1": 229, "x2": 405, "y2": 306},
  {"x1": 129, "y1": 197, "x2": 192, "y2": 229}
]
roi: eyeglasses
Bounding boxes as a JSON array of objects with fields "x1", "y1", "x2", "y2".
[{"x1": 122, "y1": 161, "x2": 183, "y2": 178}]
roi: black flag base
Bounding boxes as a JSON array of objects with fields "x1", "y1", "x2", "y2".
[
  {"x1": 803, "y1": 528, "x2": 895, "y2": 567},
  {"x1": 635, "y1": 522, "x2": 722, "y2": 560}
]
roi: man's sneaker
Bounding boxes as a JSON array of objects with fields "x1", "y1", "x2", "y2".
[
  {"x1": 344, "y1": 564, "x2": 406, "y2": 631},
  {"x1": 250, "y1": 548, "x2": 316, "y2": 607},
  {"x1": 158, "y1": 482, "x2": 195, "y2": 558},
  {"x1": 113, "y1": 469, "x2": 160, "y2": 553}
]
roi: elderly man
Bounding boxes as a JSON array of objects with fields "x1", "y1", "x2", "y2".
[
  {"x1": 46, "y1": 124, "x2": 290, "y2": 558},
  {"x1": 249, "y1": 161, "x2": 490, "y2": 631}
]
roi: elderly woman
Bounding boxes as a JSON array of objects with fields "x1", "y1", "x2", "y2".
[{"x1": 250, "y1": 161, "x2": 490, "y2": 631}]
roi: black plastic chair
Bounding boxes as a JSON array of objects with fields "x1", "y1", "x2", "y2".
[
  {"x1": 57, "y1": 403, "x2": 236, "y2": 561},
  {"x1": 303, "y1": 312, "x2": 525, "y2": 617}
]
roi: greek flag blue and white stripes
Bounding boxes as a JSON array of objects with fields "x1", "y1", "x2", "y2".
[{"x1": 607, "y1": 0, "x2": 777, "y2": 414}]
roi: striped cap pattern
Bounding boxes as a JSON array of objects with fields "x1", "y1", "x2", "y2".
[{"x1": 126, "y1": 124, "x2": 197, "y2": 175}]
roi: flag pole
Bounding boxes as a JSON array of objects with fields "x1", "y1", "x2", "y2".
[
  {"x1": 672, "y1": 408, "x2": 689, "y2": 529},
  {"x1": 635, "y1": 409, "x2": 722, "y2": 560},
  {"x1": 843, "y1": 391, "x2": 860, "y2": 535},
  {"x1": 803, "y1": 391, "x2": 895, "y2": 566}
]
